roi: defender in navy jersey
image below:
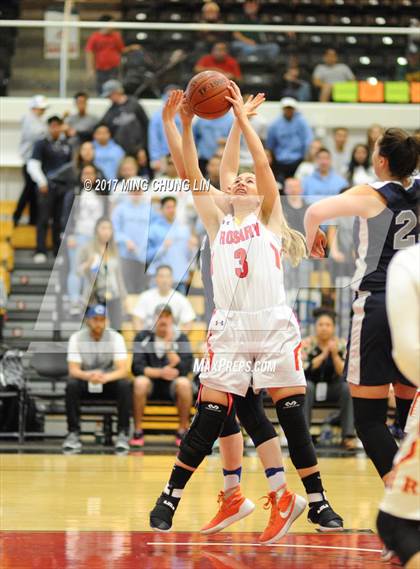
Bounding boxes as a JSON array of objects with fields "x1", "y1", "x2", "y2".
[{"x1": 304, "y1": 128, "x2": 419, "y2": 497}]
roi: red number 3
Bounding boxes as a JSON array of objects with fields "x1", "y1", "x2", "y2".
[{"x1": 234, "y1": 248, "x2": 249, "y2": 278}]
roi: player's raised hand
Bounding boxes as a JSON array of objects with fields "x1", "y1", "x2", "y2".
[
  {"x1": 162, "y1": 89, "x2": 184, "y2": 123},
  {"x1": 225, "y1": 81, "x2": 248, "y2": 120},
  {"x1": 243, "y1": 92, "x2": 266, "y2": 118},
  {"x1": 180, "y1": 94, "x2": 195, "y2": 125}
]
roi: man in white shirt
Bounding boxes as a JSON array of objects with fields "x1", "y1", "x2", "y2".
[
  {"x1": 63, "y1": 304, "x2": 131, "y2": 453},
  {"x1": 132, "y1": 265, "x2": 196, "y2": 331},
  {"x1": 312, "y1": 49, "x2": 355, "y2": 102}
]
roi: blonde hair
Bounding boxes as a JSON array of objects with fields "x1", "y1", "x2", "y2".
[
  {"x1": 279, "y1": 216, "x2": 307, "y2": 267},
  {"x1": 117, "y1": 156, "x2": 138, "y2": 179}
]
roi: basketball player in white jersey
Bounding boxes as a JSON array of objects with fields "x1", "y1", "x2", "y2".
[
  {"x1": 377, "y1": 243, "x2": 420, "y2": 567},
  {"x1": 150, "y1": 84, "x2": 342, "y2": 540}
]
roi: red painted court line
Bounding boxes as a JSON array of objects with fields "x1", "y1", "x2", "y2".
[{"x1": 0, "y1": 531, "x2": 388, "y2": 569}]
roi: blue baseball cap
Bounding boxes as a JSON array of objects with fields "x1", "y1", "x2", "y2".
[{"x1": 86, "y1": 304, "x2": 107, "y2": 318}]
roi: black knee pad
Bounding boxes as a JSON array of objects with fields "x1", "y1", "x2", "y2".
[
  {"x1": 219, "y1": 407, "x2": 241, "y2": 438},
  {"x1": 377, "y1": 510, "x2": 420, "y2": 566},
  {"x1": 275, "y1": 394, "x2": 317, "y2": 469},
  {"x1": 234, "y1": 390, "x2": 277, "y2": 447},
  {"x1": 353, "y1": 398, "x2": 398, "y2": 478},
  {"x1": 178, "y1": 401, "x2": 228, "y2": 468}
]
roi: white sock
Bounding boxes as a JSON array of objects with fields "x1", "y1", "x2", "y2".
[
  {"x1": 222, "y1": 467, "x2": 242, "y2": 491},
  {"x1": 265, "y1": 467, "x2": 286, "y2": 492}
]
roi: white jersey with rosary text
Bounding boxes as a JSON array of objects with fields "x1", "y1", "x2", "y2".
[{"x1": 211, "y1": 213, "x2": 286, "y2": 311}]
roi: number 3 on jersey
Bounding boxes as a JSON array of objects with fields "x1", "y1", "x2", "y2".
[
  {"x1": 234, "y1": 248, "x2": 248, "y2": 278},
  {"x1": 234, "y1": 243, "x2": 282, "y2": 278}
]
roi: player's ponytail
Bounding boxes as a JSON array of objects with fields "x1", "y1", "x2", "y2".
[
  {"x1": 378, "y1": 128, "x2": 420, "y2": 179},
  {"x1": 279, "y1": 216, "x2": 307, "y2": 267}
]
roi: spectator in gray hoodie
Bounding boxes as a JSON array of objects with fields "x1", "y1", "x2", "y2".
[{"x1": 14, "y1": 95, "x2": 48, "y2": 226}]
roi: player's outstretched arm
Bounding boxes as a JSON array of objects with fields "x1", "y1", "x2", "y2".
[
  {"x1": 220, "y1": 93, "x2": 266, "y2": 194},
  {"x1": 304, "y1": 185, "x2": 386, "y2": 257},
  {"x1": 162, "y1": 90, "x2": 187, "y2": 180},
  {"x1": 225, "y1": 83, "x2": 280, "y2": 223},
  {"x1": 179, "y1": 96, "x2": 224, "y2": 239}
]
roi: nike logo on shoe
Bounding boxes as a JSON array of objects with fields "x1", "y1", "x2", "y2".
[{"x1": 279, "y1": 495, "x2": 296, "y2": 519}]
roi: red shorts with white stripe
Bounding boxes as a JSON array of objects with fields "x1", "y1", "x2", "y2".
[{"x1": 199, "y1": 305, "x2": 306, "y2": 397}]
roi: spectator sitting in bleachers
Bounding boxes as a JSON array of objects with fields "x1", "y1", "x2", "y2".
[
  {"x1": 366, "y1": 123, "x2": 384, "y2": 157},
  {"x1": 328, "y1": 127, "x2": 351, "y2": 177},
  {"x1": 100, "y1": 79, "x2": 149, "y2": 156},
  {"x1": 110, "y1": 156, "x2": 145, "y2": 207},
  {"x1": 132, "y1": 265, "x2": 195, "y2": 332},
  {"x1": 112, "y1": 190, "x2": 158, "y2": 294},
  {"x1": 194, "y1": 42, "x2": 242, "y2": 82},
  {"x1": 231, "y1": 0, "x2": 280, "y2": 60},
  {"x1": 346, "y1": 144, "x2": 375, "y2": 186},
  {"x1": 121, "y1": 38, "x2": 156, "y2": 96},
  {"x1": 153, "y1": 156, "x2": 196, "y2": 228},
  {"x1": 301, "y1": 308, "x2": 356, "y2": 451},
  {"x1": 194, "y1": 2, "x2": 229, "y2": 57},
  {"x1": 312, "y1": 48, "x2": 355, "y2": 102},
  {"x1": 62, "y1": 164, "x2": 106, "y2": 316},
  {"x1": 63, "y1": 91, "x2": 98, "y2": 148},
  {"x1": 63, "y1": 303, "x2": 132, "y2": 453},
  {"x1": 326, "y1": 188, "x2": 356, "y2": 281},
  {"x1": 396, "y1": 52, "x2": 420, "y2": 82},
  {"x1": 266, "y1": 97, "x2": 313, "y2": 182},
  {"x1": 78, "y1": 217, "x2": 126, "y2": 331},
  {"x1": 85, "y1": 15, "x2": 125, "y2": 95},
  {"x1": 92, "y1": 123, "x2": 125, "y2": 181},
  {"x1": 280, "y1": 64, "x2": 312, "y2": 102},
  {"x1": 14, "y1": 94, "x2": 48, "y2": 227},
  {"x1": 148, "y1": 85, "x2": 182, "y2": 175},
  {"x1": 302, "y1": 147, "x2": 348, "y2": 205},
  {"x1": 281, "y1": 178, "x2": 311, "y2": 304},
  {"x1": 206, "y1": 155, "x2": 221, "y2": 189},
  {"x1": 130, "y1": 304, "x2": 193, "y2": 448},
  {"x1": 136, "y1": 147, "x2": 153, "y2": 181},
  {"x1": 148, "y1": 196, "x2": 198, "y2": 294},
  {"x1": 27, "y1": 115, "x2": 73, "y2": 263},
  {"x1": 193, "y1": 109, "x2": 233, "y2": 174},
  {"x1": 294, "y1": 138, "x2": 323, "y2": 181}
]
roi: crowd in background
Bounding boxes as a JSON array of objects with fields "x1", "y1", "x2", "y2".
[
  {"x1": 13, "y1": 8, "x2": 417, "y2": 450},
  {"x1": 15, "y1": 78, "x2": 389, "y2": 317},
  {"x1": 85, "y1": 3, "x2": 419, "y2": 102}
]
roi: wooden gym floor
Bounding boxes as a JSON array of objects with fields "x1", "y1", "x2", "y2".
[{"x1": 0, "y1": 453, "x2": 392, "y2": 568}]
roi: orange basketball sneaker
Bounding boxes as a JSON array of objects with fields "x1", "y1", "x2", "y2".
[
  {"x1": 200, "y1": 486, "x2": 255, "y2": 534},
  {"x1": 259, "y1": 486, "x2": 307, "y2": 545}
]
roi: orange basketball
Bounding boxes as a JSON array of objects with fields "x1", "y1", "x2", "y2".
[{"x1": 185, "y1": 71, "x2": 231, "y2": 119}]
